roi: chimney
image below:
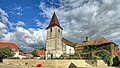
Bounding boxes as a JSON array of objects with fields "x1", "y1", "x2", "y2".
[{"x1": 86, "y1": 37, "x2": 89, "y2": 41}]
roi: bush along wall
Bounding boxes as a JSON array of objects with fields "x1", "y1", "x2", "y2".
[{"x1": 82, "y1": 44, "x2": 111, "y2": 65}]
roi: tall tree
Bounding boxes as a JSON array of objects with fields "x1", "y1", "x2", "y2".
[
  {"x1": 0, "y1": 47, "x2": 14, "y2": 59},
  {"x1": 30, "y1": 49, "x2": 38, "y2": 57}
]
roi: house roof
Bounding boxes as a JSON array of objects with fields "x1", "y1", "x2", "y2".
[
  {"x1": 36, "y1": 49, "x2": 45, "y2": 56},
  {"x1": 46, "y1": 12, "x2": 63, "y2": 30},
  {"x1": 75, "y1": 37, "x2": 113, "y2": 48},
  {"x1": 62, "y1": 38, "x2": 76, "y2": 47},
  {"x1": 19, "y1": 52, "x2": 24, "y2": 55},
  {"x1": 0, "y1": 42, "x2": 19, "y2": 52}
]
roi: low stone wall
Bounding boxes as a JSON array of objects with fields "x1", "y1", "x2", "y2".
[
  {"x1": 3, "y1": 59, "x2": 107, "y2": 68},
  {"x1": 97, "y1": 60, "x2": 107, "y2": 67}
]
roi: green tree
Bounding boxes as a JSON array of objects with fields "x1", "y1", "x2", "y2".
[
  {"x1": 70, "y1": 50, "x2": 81, "y2": 59},
  {"x1": 30, "y1": 49, "x2": 38, "y2": 57},
  {"x1": 118, "y1": 50, "x2": 120, "y2": 61},
  {"x1": 109, "y1": 43, "x2": 116, "y2": 66},
  {"x1": 0, "y1": 47, "x2": 14, "y2": 59}
]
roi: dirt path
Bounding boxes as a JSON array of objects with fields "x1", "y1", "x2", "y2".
[
  {"x1": 0, "y1": 63, "x2": 36, "y2": 68},
  {"x1": 0, "y1": 63, "x2": 18, "y2": 68},
  {"x1": 0, "y1": 63, "x2": 118, "y2": 68}
]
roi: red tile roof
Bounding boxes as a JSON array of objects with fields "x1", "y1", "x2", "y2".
[
  {"x1": 75, "y1": 37, "x2": 113, "y2": 48},
  {"x1": 0, "y1": 42, "x2": 19, "y2": 52},
  {"x1": 46, "y1": 12, "x2": 63, "y2": 30},
  {"x1": 62, "y1": 38, "x2": 76, "y2": 47},
  {"x1": 19, "y1": 52, "x2": 24, "y2": 55},
  {"x1": 36, "y1": 49, "x2": 45, "y2": 56}
]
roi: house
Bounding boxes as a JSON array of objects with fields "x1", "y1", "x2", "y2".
[
  {"x1": 46, "y1": 12, "x2": 75, "y2": 59},
  {"x1": 19, "y1": 51, "x2": 25, "y2": 56},
  {"x1": 75, "y1": 37, "x2": 119, "y2": 58},
  {"x1": 36, "y1": 48, "x2": 46, "y2": 59},
  {"x1": 0, "y1": 42, "x2": 19, "y2": 57},
  {"x1": 19, "y1": 51, "x2": 28, "y2": 59},
  {"x1": 19, "y1": 53, "x2": 33, "y2": 59}
]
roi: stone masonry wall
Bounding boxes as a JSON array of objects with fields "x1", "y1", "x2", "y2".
[{"x1": 3, "y1": 59, "x2": 107, "y2": 68}]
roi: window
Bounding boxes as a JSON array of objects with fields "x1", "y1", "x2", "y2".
[
  {"x1": 12, "y1": 48, "x2": 15, "y2": 51},
  {"x1": 58, "y1": 29, "x2": 60, "y2": 33},
  {"x1": 50, "y1": 28, "x2": 52, "y2": 38},
  {"x1": 50, "y1": 28, "x2": 52, "y2": 32},
  {"x1": 69, "y1": 49, "x2": 71, "y2": 53}
]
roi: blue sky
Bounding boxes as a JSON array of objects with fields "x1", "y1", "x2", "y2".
[
  {"x1": 0, "y1": 0, "x2": 48, "y2": 29},
  {"x1": 0, "y1": 0, "x2": 61, "y2": 52},
  {"x1": 0, "y1": 0, "x2": 120, "y2": 52}
]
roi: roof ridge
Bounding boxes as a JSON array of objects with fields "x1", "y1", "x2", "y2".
[
  {"x1": 0, "y1": 42, "x2": 16, "y2": 44},
  {"x1": 96, "y1": 37, "x2": 112, "y2": 42}
]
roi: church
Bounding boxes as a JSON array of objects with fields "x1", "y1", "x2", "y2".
[
  {"x1": 45, "y1": 12, "x2": 119, "y2": 60},
  {"x1": 46, "y1": 12, "x2": 76, "y2": 59}
]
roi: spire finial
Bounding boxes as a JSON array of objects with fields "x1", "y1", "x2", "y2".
[{"x1": 54, "y1": 11, "x2": 55, "y2": 14}]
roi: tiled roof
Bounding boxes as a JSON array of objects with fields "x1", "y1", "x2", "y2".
[
  {"x1": 36, "y1": 49, "x2": 45, "y2": 56},
  {"x1": 62, "y1": 38, "x2": 76, "y2": 47},
  {"x1": 19, "y1": 52, "x2": 25, "y2": 55},
  {"x1": 46, "y1": 12, "x2": 63, "y2": 30},
  {"x1": 0, "y1": 42, "x2": 19, "y2": 52},
  {"x1": 75, "y1": 37, "x2": 113, "y2": 48}
]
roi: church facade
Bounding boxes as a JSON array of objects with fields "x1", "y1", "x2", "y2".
[{"x1": 46, "y1": 12, "x2": 75, "y2": 59}]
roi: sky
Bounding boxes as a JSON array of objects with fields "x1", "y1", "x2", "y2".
[{"x1": 0, "y1": 0, "x2": 120, "y2": 52}]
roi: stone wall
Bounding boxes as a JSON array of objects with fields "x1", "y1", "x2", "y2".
[
  {"x1": 3, "y1": 59, "x2": 107, "y2": 68},
  {"x1": 97, "y1": 60, "x2": 108, "y2": 67}
]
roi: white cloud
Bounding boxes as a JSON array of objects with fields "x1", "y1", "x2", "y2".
[
  {"x1": 17, "y1": 21, "x2": 25, "y2": 26},
  {"x1": 0, "y1": 8, "x2": 8, "y2": 40},
  {"x1": 0, "y1": 22, "x2": 6, "y2": 29},
  {"x1": 36, "y1": 21, "x2": 48, "y2": 29},
  {"x1": 2, "y1": 27, "x2": 46, "y2": 52},
  {"x1": 10, "y1": 6, "x2": 23, "y2": 16},
  {"x1": 0, "y1": 8, "x2": 46, "y2": 52},
  {"x1": 0, "y1": 0, "x2": 120, "y2": 52},
  {"x1": 17, "y1": 13, "x2": 22, "y2": 16},
  {"x1": 13, "y1": 6, "x2": 23, "y2": 11},
  {"x1": 8, "y1": 22, "x2": 16, "y2": 30},
  {"x1": 1, "y1": 16, "x2": 8, "y2": 24},
  {"x1": 0, "y1": 22, "x2": 7, "y2": 40},
  {"x1": 0, "y1": 8, "x2": 8, "y2": 17},
  {"x1": 103, "y1": 0, "x2": 113, "y2": 4},
  {"x1": 39, "y1": 0, "x2": 120, "y2": 42},
  {"x1": 0, "y1": 8, "x2": 8, "y2": 24}
]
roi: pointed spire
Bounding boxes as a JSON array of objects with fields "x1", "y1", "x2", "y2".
[{"x1": 46, "y1": 12, "x2": 63, "y2": 30}]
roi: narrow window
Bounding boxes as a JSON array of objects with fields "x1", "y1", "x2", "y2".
[
  {"x1": 50, "y1": 28, "x2": 52, "y2": 32},
  {"x1": 58, "y1": 29, "x2": 60, "y2": 33},
  {"x1": 69, "y1": 49, "x2": 71, "y2": 54},
  {"x1": 50, "y1": 28, "x2": 52, "y2": 38}
]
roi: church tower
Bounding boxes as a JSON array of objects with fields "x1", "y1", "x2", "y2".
[{"x1": 46, "y1": 12, "x2": 63, "y2": 59}]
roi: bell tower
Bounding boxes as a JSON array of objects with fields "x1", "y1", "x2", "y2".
[{"x1": 46, "y1": 12, "x2": 63, "y2": 59}]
